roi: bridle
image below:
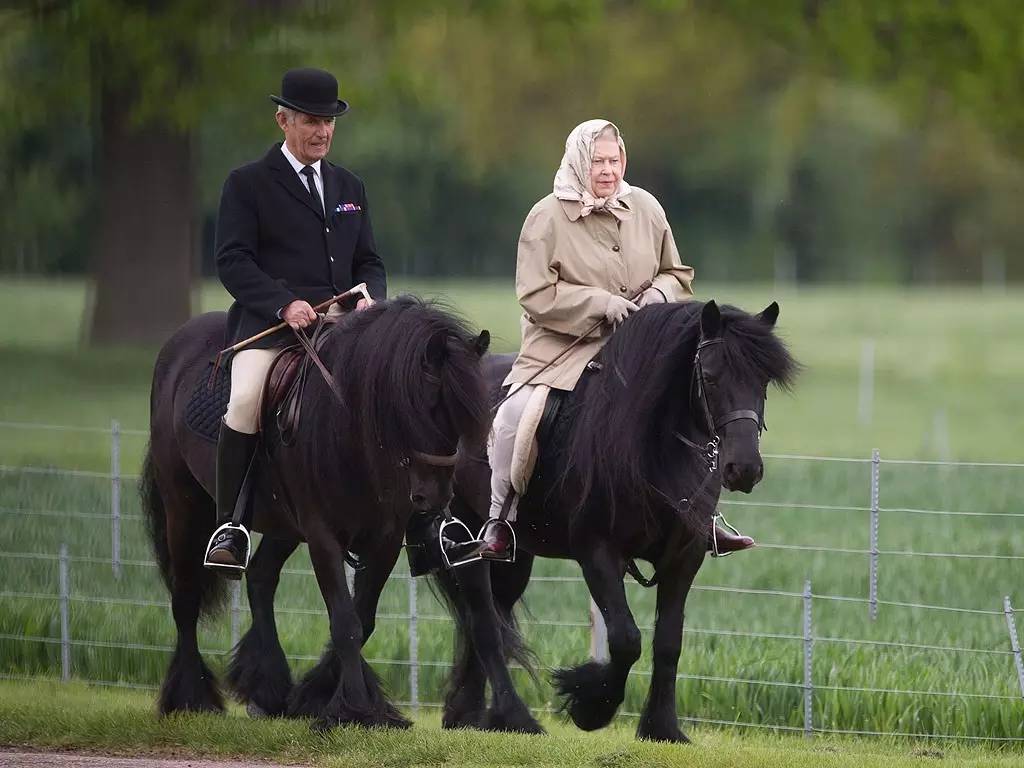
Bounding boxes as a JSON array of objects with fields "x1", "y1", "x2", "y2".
[
  {"x1": 674, "y1": 336, "x2": 765, "y2": 470},
  {"x1": 401, "y1": 368, "x2": 461, "y2": 469},
  {"x1": 628, "y1": 335, "x2": 768, "y2": 584}
]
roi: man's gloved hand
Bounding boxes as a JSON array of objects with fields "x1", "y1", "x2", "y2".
[
  {"x1": 605, "y1": 295, "x2": 639, "y2": 326},
  {"x1": 282, "y1": 299, "x2": 317, "y2": 329},
  {"x1": 637, "y1": 286, "x2": 668, "y2": 308}
]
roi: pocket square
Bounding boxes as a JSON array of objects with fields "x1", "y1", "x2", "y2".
[{"x1": 335, "y1": 202, "x2": 362, "y2": 213}]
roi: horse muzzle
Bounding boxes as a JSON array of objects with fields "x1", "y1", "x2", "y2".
[{"x1": 721, "y1": 459, "x2": 763, "y2": 494}]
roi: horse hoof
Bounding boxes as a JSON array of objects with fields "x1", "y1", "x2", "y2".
[
  {"x1": 247, "y1": 702, "x2": 269, "y2": 719},
  {"x1": 636, "y1": 720, "x2": 691, "y2": 744},
  {"x1": 442, "y1": 709, "x2": 487, "y2": 730}
]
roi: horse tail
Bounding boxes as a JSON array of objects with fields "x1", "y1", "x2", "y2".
[
  {"x1": 140, "y1": 445, "x2": 173, "y2": 593},
  {"x1": 141, "y1": 442, "x2": 227, "y2": 617},
  {"x1": 428, "y1": 561, "x2": 539, "y2": 695}
]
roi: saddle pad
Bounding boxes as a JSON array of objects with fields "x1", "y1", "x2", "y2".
[
  {"x1": 510, "y1": 385, "x2": 551, "y2": 495},
  {"x1": 186, "y1": 362, "x2": 231, "y2": 442}
]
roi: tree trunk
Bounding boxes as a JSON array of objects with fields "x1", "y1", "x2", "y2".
[{"x1": 86, "y1": 86, "x2": 195, "y2": 346}]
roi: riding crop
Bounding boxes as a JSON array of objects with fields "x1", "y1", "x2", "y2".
[
  {"x1": 210, "y1": 282, "x2": 372, "y2": 386},
  {"x1": 492, "y1": 279, "x2": 652, "y2": 412}
]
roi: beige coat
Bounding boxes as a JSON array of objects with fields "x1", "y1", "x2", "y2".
[{"x1": 505, "y1": 188, "x2": 694, "y2": 391}]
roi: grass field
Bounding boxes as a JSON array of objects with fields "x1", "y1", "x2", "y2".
[
  {"x1": 0, "y1": 680, "x2": 1020, "y2": 768},
  {"x1": 1, "y1": 278, "x2": 1023, "y2": 749}
]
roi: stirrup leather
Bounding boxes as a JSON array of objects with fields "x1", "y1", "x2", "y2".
[
  {"x1": 709, "y1": 512, "x2": 743, "y2": 558},
  {"x1": 203, "y1": 522, "x2": 252, "y2": 573}
]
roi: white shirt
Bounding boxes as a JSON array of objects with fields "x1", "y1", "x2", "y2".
[{"x1": 280, "y1": 142, "x2": 324, "y2": 215}]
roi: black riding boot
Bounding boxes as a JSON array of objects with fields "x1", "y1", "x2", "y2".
[{"x1": 204, "y1": 420, "x2": 259, "y2": 578}]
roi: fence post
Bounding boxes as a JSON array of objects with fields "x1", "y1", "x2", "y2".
[
  {"x1": 590, "y1": 599, "x2": 609, "y2": 663},
  {"x1": 59, "y1": 544, "x2": 70, "y2": 682},
  {"x1": 230, "y1": 581, "x2": 242, "y2": 649},
  {"x1": 111, "y1": 419, "x2": 121, "y2": 579},
  {"x1": 802, "y1": 579, "x2": 813, "y2": 737},
  {"x1": 408, "y1": 574, "x2": 419, "y2": 713},
  {"x1": 1004, "y1": 596, "x2": 1024, "y2": 699},
  {"x1": 869, "y1": 448, "x2": 880, "y2": 621}
]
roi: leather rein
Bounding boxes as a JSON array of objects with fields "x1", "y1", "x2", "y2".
[{"x1": 625, "y1": 336, "x2": 766, "y2": 588}]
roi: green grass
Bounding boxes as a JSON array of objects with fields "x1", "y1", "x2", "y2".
[
  {"x1": 1, "y1": 277, "x2": 1023, "y2": 747},
  {"x1": 0, "y1": 680, "x2": 1019, "y2": 767}
]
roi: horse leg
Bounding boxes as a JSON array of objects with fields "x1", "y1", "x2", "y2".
[
  {"x1": 226, "y1": 535, "x2": 299, "y2": 717},
  {"x1": 553, "y1": 542, "x2": 640, "y2": 731},
  {"x1": 151, "y1": 463, "x2": 226, "y2": 715},
  {"x1": 433, "y1": 565, "x2": 487, "y2": 729},
  {"x1": 352, "y1": 535, "x2": 404, "y2": 645},
  {"x1": 287, "y1": 536, "x2": 405, "y2": 721},
  {"x1": 299, "y1": 528, "x2": 410, "y2": 731},
  {"x1": 636, "y1": 539, "x2": 705, "y2": 743},
  {"x1": 451, "y1": 560, "x2": 544, "y2": 734}
]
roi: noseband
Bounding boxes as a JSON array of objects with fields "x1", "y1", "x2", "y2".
[
  {"x1": 410, "y1": 448, "x2": 461, "y2": 468},
  {"x1": 675, "y1": 336, "x2": 765, "y2": 470}
]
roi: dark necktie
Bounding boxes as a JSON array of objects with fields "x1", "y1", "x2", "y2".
[{"x1": 300, "y1": 165, "x2": 323, "y2": 215}]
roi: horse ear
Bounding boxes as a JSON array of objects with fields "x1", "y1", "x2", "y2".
[
  {"x1": 700, "y1": 300, "x2": 721, "y2": 338},
  {"x1": 473, "y1": 330, "x2": 490, "y2": 358},
  {"x1": 758, "y1": 301, "x2": 780, "y2": 328}
]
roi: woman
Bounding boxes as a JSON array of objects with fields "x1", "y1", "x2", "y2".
[{"x1": 477, "y1": 119, "x2": 754, "y2": 559}]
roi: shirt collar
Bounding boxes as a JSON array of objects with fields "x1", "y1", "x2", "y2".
[{"x1": 280, "y1": 142, "x2": 321, "y2": 178}]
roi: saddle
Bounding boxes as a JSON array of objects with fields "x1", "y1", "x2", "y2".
[
  {"x1": 260, "y1": 319, "x2": 338, "y2": 445},
  {"x1": 508, "y1": 385, "x2": 567, "y2": 496},
  {"x1": 184, "y1": 319, "x2": 338, "y2": 444}
]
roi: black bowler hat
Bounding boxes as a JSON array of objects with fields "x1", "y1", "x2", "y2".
[{"x1": 270, "y1": 68, "x2": 349, "y2": 118}]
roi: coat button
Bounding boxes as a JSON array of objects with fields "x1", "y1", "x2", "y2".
[
  {"x1": 326, "y1": 227, "x2": 330, "y2": 233},
  {"x1": 612, "y1": 245, "x2": 620, "y2": 252},
  {"x1": 619, "y1": 285, "x2": 627, "y2": 293},
  {"x1": 330, "y1": 256, "x2": 334, "y2": 263}
]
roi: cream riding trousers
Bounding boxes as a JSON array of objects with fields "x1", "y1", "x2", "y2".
[{"x1": 487, "y1": 383, "x2": 536, "y2": 522}]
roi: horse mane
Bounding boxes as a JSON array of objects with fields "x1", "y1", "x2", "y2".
[
  {"x1": 295, "y1": 296, "x2": 489, "y2": 513},
  {"x1": 563, "y1": 300, "x2": 798, "y2": 536}
]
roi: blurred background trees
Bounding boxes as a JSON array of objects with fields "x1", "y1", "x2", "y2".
[{"x1": 2, "y1": 0, "x2": 1023, "y2": 343}]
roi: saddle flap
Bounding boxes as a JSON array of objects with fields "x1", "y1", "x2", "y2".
[{"x1": 510, "y1": 385, "x2": 551, "y2": 495}]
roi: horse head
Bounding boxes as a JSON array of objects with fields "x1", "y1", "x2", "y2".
[
  {"x1": 406, "y1": 328, "x2": 490, "y2": 512},
  {"x1": 696, "y1": 300, "x2": 783, "y2": 493}
]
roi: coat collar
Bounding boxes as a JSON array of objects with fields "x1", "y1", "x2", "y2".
[{"x1": 264, "y1": 143, "x2": 327, "y2": 220}]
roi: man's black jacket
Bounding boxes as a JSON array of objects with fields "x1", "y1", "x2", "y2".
[{"x1": 215, "y1": 143, "x2": 387, "y2": 348}]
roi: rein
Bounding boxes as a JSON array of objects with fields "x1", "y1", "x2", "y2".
[{"x1": 625, "y1": 335, "x2": 765, "y2": 588}]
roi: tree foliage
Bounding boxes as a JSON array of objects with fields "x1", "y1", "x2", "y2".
[{"x1": 1, "y1": 0, "x2": 1023, "y2": 343}]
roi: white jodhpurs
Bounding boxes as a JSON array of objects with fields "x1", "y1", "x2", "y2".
[
  {"x1": 487, "y1": 383, "x2": 535, "y2": 522},
  {"x1": 223, "y1": 305, "x2": 346, "y2": 434},
  {"x1": 222, "y1": 348, "x2": 279, "y2": 434}
]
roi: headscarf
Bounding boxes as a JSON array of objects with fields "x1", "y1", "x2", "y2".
[{"x1": 552, "y1": 119, "x2": 632, "y2": 219}]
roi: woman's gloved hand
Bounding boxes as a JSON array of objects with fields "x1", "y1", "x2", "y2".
[
  {"x1": 605, "y1": 294, "x2": 640, "y2": 326},
  {"x1": 637, "y1": 286, "x2": 668, "y2": 308}
]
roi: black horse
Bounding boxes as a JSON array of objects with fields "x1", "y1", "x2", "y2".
[
  {"x1": 438, "y1": 300, "x2": 798, "y2": 742},
  {"x1": 141, "y1": 297, "x2": 493, "y2": 730}
]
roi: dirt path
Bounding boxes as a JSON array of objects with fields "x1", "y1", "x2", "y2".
[{"x1": 0, "y1": 752, "x2": 309, "y2": 768}]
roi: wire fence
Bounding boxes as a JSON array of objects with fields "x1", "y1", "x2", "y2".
[{"x1": 1, "y1": 419, "x2": 1023, "y2": 743}]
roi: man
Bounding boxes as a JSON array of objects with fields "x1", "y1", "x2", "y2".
[{"x1": 204, "y1": 68, "x2": 387, "y2": 575}]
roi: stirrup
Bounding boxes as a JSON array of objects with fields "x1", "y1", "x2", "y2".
[
  {"x1": 203, "y1": 522, "x2": 252, "y2": 576},
  {"x1": 438, "y1": 516, "x2": 483, "y2": 569},
  {"x1": 477, "y1": 518, "x2": 516, "y2": 564},
  {"x1": 709, "y1": 512, "x2": 742, "y2": 558}
]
